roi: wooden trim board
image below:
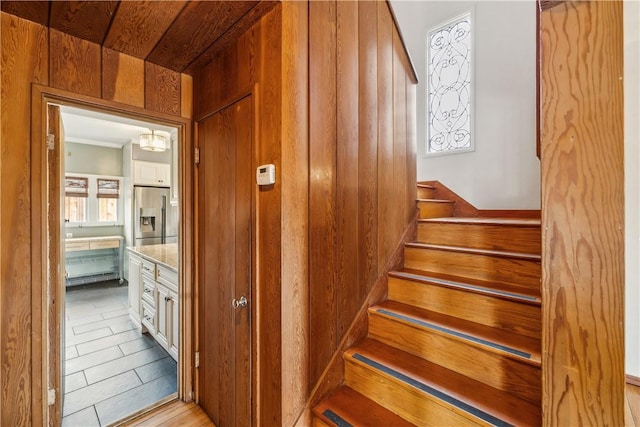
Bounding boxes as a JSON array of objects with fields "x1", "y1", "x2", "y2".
[
  {"x1": 628, "y1": 375, "x2": 640, "y2": 388},
  {"x1": 30, "y1": 84, "x2": 194, "y2": 422}
]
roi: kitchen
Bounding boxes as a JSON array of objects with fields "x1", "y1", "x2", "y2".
[{"x1": 60, "y1": 105, "x2": 182, "y2": 425}]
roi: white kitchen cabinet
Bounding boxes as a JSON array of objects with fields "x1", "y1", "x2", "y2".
[
  {"x1": 141, "y1": 301, "x2": 156, "y2": 336},
  {"x1": 155, "y1": 280, "x2": 179, "y2": 361},
  {"x1": 133, "y1": 160, "x2": 170, "y2": 187},
  {"x1": 155, "y1": 283, "x2": 170, "y2": 350},
  {"x1": 128, "y1": 250, "x2": 179, "y2": 362},
  {"x1": 128, "y1": 254, "x2": 142, "y2": 325},
  {"x1": 157, "y1": 264, "x2": 179, "y2": 361},
  {"x1": 169, "y1": 289, "x2": 179, "y2": 360}
]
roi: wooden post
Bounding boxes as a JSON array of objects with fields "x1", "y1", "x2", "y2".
[{"x1": 540, "y1": 1, "x2": 625, "y2": 425}]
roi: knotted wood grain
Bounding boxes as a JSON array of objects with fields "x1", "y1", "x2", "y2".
[{"x1": 540, "y1": 1, "x2": 624, "y2": 425}]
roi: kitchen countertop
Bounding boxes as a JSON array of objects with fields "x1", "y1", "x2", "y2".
[
  {"x1": 127, "y1": 243, "x2": 178, "y2": 272},
  {"x1": 66, "y1": 235, "x2": 124, "y2": 242}
]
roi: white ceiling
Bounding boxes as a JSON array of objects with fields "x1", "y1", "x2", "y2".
[{"x1": 60, "y1": 105, "x2": 177, "y2": 148}]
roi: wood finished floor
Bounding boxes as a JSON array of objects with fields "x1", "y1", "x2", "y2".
[
  {"x1": 120, "y1": 400, "x2": 214, "y2": 426},
  {"x1": 629, "y1": 383, "x2": 640, "y2": 426},
  {"x1": 63, "y1": 281, "x2": 177, "y2": 426}
]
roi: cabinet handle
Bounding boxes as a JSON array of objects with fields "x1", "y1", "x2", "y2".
[
  {"x1": 144, "y1": 288, "x2": 152, "y2": 293},
  {"x1": 165, "y1": 296, "x2": 172, "y2": 302}
]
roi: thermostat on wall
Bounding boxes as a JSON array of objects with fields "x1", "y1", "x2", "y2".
[{"x1": 256, "y1": 164, "x2": 276, "y2": 186}]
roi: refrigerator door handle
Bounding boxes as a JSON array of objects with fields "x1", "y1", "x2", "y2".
[{"x1": 161, "y1": 195, "x2": 167, "y2": 244}]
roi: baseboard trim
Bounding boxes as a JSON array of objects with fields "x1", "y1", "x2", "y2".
[
  {"x1": 293, "y1": 211, "x2": 418, "y2": 426},
  {"x1": 627, "y1": 374, "x2": 640, "y2": 387}
]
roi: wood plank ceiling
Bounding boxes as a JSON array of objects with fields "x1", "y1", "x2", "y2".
[{"x1": 0, "y1": 0, "x2": 276, "y2": 74}]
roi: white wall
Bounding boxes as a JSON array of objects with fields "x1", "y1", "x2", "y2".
[
  {"x1": 65, "y1": 142, "x2": 123, "y2": 176},
  {"x1": 391, "y1": 1, "x2": 540, "y2": 209},
  {"x1": 625, "y1": 0, "x2": 640, "y2": 379}
]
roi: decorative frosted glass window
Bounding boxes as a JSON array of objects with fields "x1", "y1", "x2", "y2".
[{"x1": 426, "y1": 13, "x2": 473, "y2": 155}]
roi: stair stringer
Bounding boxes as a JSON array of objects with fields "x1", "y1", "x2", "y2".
[{"x1": 293, "y1": 211, "x2": 419, "y2": 426}]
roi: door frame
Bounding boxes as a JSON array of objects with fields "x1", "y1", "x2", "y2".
[{"x1": 30, "y1": 84, "x2": 195, "y2": 423}]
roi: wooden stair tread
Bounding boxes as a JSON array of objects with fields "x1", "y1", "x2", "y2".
[
  {"x1": 313, "y1": 386, "x2": 414, "y2": 427},
  {"x1": 419, "y1": 217, "x2": 541, "y2": 227},
  {"x1": 370, "y1": 300, "x2": 541, "y2": 365},
  {"x1": 415, "y1": 198, "x2": 454, "y2": 204},
  {"x1": 390, "y1": 268, "x2": 541, "y2": 303},
  {"x1": 405, "y1": 241, "x2": 542, "y2": 261},
  {"x1": 417, "y1": 183, "x2": 436, "y2": 190},
  {"x1": 346, "y1": 339, "x2": 541, "y2": 426}
]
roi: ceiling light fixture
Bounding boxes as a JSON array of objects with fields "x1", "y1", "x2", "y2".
[{"x1": 139, "y1": 130, "x2": 168, "y2": 152}]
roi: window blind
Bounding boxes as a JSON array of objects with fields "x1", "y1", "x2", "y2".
[{"x1": 65, "y1": 176, "x2": 88, "y2": 197}]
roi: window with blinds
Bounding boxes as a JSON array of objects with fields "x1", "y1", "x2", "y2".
[
  {"x1": 97, "y1": 178, "x2": 119, "y2": 222},
  {"x1": 63, "y1": 174, "x2": 123, "y2": 225},
  {"x1": 65, "y1": 176, "x2": 88, "y2": 223}
]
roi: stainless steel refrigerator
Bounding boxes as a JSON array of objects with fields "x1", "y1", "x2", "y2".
[{"x1": 133, "y1": 186, "x2": 177, "y2": 246}]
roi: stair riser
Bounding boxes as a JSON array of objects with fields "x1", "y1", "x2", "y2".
[
  {"x1": 368, "y1": 313, "x2": 541, "y2": 405},
  {"x1": 417, "y1": 223, "x2": 541, "y2": 255},
  {"x1": 417, "y1": 201, "x2": 454, "y2": 219},
  {"x1": 312, "y1": 418, "x2": 331, "y2": 427},
  {"x1": 388, "y1": 277, "x2": 541, "y2": 339},
  {"x1": 417, "y1": 187, "x2": 436, "y2": 199},
  {"x1": 345, "y1": 359, "x2": 487, "y2": 426},
  {"x1": 404, "y1": 247, "x2": 540, "y2": 290}
]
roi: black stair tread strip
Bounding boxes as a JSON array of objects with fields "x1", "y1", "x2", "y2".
[
  {"x1": 346, "y1": 339, "x2": 541, "y2": 427},
  {"x1": 418, "y1": 217, "x2": 541, "y2": 226},
  {"x1": 405, "y1": 242, "x2": 542, "y2": 261},
  {"x1": 370, "y1": 300, "x2": 541, "y2": 364},
  {"x1": 313, "y1": 387, "x2": 414, "y2": 427},
  {"x1": 415, "y1": 198, "x2": 455, "y2": 203},
  {"x1": 389, "y1": 268, "x2": 541, "y2": 303},
  {"x1": 321, "y1": 410, "x2": 352, "y2": 427}
]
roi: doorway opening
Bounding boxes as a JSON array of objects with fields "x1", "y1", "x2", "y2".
[
  {"x1": 36, "y1": 88, "x2": 193, "y2": 427},
  {"x1": 57, "y1": 105, "x2": 180, "y2": 425}
]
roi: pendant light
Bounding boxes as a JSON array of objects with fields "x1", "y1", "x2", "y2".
[{"x1": 139, "y1": 129, "x2": 168, "y2": 152}]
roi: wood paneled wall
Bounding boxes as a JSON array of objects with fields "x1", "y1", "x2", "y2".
[
  {"x1": 0, "y1": 11, "x2": 192, "y2": 425},
  {"x1": 192, "y1": 1, "x2": 415, "y2": 425},
  {"x1": 540, "y1": 1, "x2": 624, "y2": 425},
  {"x1": 308, "y1": 0, "x2": 417, "y2": 387},
  {"x1": 192, "y1": 5, "x2": 289, "y2": 426}
]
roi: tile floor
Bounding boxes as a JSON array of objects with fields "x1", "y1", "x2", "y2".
[{"x1": 62, "y1": 281, "x2": 177, "y2": 426}]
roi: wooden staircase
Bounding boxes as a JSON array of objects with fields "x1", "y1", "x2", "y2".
[{"x1": 313, "y1": 184, "x2": 542, "y2": 426}]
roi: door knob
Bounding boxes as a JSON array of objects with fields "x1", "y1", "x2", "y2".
[{"x1": 232, "y1": 296, "x2": 248, "y2": 309}]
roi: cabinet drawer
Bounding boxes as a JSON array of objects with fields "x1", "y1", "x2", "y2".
[
  {"x1": 141, "y1": 259, "x2": 156, "y2": 277},
  {"x1": 141, "y1": 276, "x2": 156, "y2": 307},
  {"x1": 65, "y1": 241, "x2": 90, "y2": 252},
  {"x1": 157, "y1": 264, "x2": 178, "y2": 291},
  {"x1": 90, "y1": 239, "x2": 119, "y2": 250},
  {"x1": 141, "y1": 301, "x2": 156, "y2": 335}
]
